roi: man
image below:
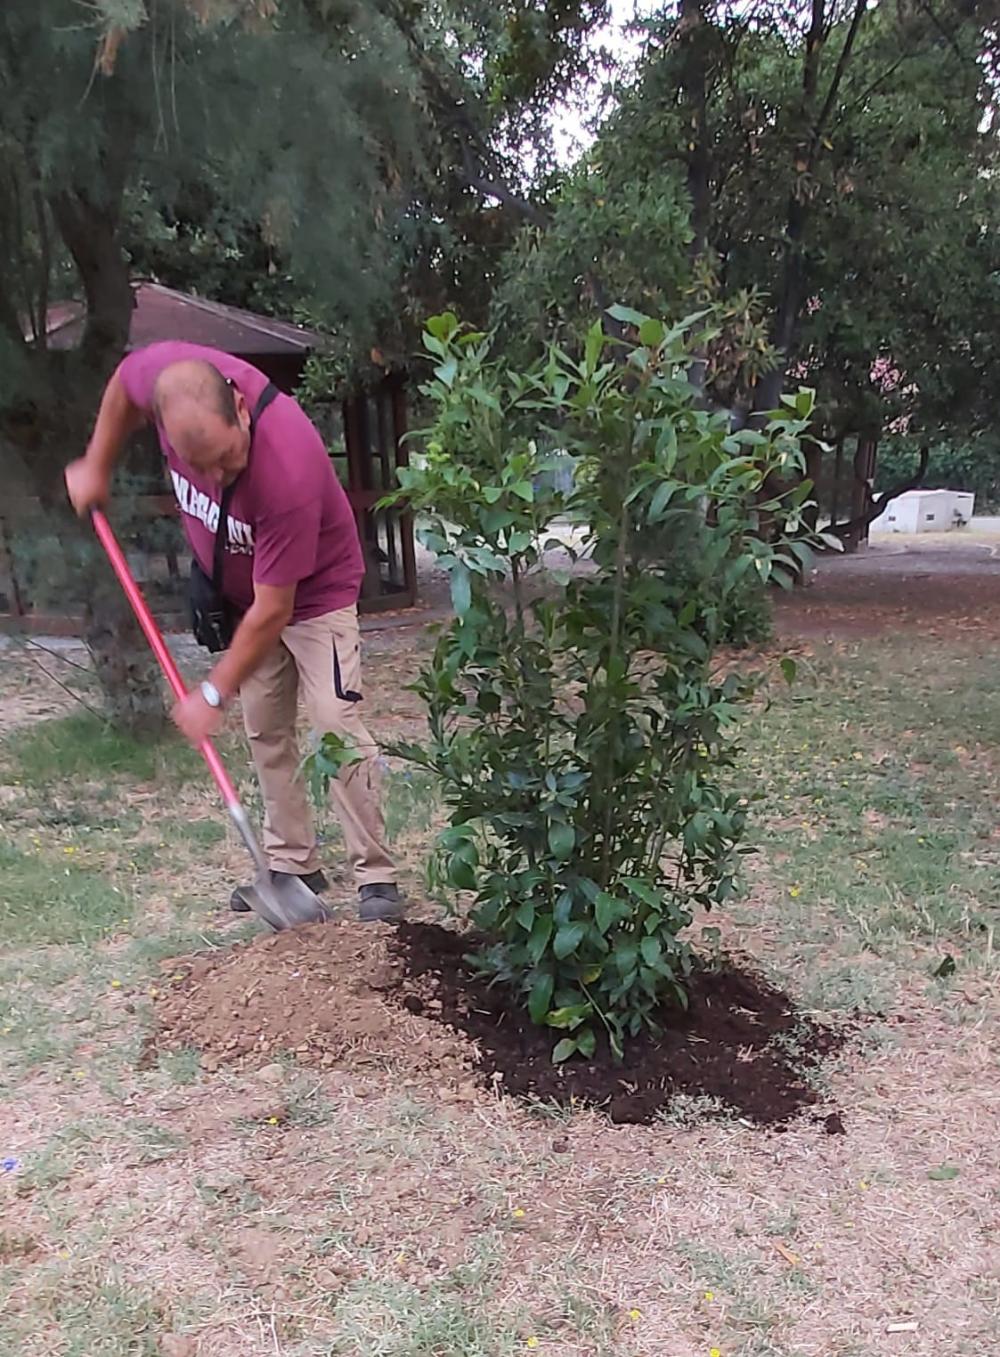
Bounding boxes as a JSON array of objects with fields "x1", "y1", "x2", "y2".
[{"x1": 65, "y1": 341, "x2": 403, "y2": 923}]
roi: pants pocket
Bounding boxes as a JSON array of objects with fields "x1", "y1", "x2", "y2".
[{"x1": 332, "y1": 639, "x2": 362, "y2": 703}]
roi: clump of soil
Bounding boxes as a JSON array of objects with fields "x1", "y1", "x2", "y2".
[
  {"x1": 148, "y1": 920, "x2": 845, "y2": 1127},
  {"x1": 147, "y1": 922, "x2": 471, "y2": 1079}
]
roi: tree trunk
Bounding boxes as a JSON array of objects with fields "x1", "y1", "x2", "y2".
[
  {"x1": 679, "y1": 0, "x2": 713, "y2": 397},
  {"x1": 50, "y1": 187, "x2": 168, "y2": 735},
  {"x1": 754, "y1": 0, "x2": 826, "y2": 414},
  {"x1": 680, "y1": 0, "x2": 712, "y2": 266},
  {"x1": 754, "y1": 0, "x2": 868, "y2": 414},
  {"x1": 84, "y1": 577, "x2": 167, "y2": 735}
]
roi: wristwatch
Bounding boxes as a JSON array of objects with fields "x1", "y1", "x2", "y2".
[{"x1": 200, "y1": 680, "x2": 224, "y2": 709}]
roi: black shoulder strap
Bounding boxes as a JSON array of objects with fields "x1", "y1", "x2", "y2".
[
  {"x1": 212, "y1": 381, "x2": 280, "y2": 591},
  {"x1": 250, "y1": 380, "x2": 280, "y2": 430}
]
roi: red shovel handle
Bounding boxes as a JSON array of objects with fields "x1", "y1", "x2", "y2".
[{"x1": 90, "y1": 509, "x2": 240, "y2": 809}]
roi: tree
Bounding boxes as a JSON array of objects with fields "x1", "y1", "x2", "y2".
[
  {"x1": 492, "y1": 0, "x2": 1000, "y2": 457},
  {"x1": 383, "y1": 309, "x2": 819, "y2": 1056},
  {"x1": 0, "y1": 0, "x2": 430, "y2": 725}
]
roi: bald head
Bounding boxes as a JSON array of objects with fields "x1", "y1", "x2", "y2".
[{"x1": 153, "y1": 360, "x2": 251, "y2": 487}]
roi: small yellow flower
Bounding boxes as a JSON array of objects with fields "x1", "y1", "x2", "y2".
[
  {"x1": 710, "y1": 1349, "x2": 722, "y2": 1357},
  {"x1": 789, "y1": 886, "x2": 801, "y2": 899},
  {"x1": 704, "y1": 1291, "x2": 714, "y2": 1301},
  {"x1": 266, "y1": 1117, "x2": 279, "y2": 1126},
  {"x1": 110, "y1": 979, "x2": 122, "y2": 989},
  {"x1": 859, "y1": 1180, "x2": 869, "y2": 1190},
  {"x1": 526, "y1": 1340, "x2": 539, "y2": 1351},
  {"x1": 72, "y1": 1070, "x2": 85, "y2": 1080},
  {"x1": 629, "y1": 1308, "x2": 641, "y2": 1322},
  {"x1": 64, "y1": 846, "x2": 75, "y2": 855},
  {"x1": 512, "y1": 1207, "x2": 526, "y2": 1219}
]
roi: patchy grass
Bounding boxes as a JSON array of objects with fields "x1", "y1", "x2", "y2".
[
  {"x1": 737, "y1": 642, "x2": 1000, "y2": 1011},
  {"x1": 0, "y1": 616, "x2": 998, "y2": 1356},
  {"x1": 0, "y1": 837, "x2": 131, "y2": 947},
  {"x1": 1, "y1": 709, "x2": 199, "y2": 788}
]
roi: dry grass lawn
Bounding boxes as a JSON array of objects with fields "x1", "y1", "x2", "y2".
[{"x1": 1, "y1": 576, "x2": 998, "y2": 1357}]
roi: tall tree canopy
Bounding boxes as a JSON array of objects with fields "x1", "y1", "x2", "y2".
[{"x1": 494, "y1": 0, "x2": 1000, "y2": 444}]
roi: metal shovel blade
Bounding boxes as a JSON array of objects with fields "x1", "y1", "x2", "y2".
[
  {"x1": 242, "y1": 872, "x2": 329, "y2": 932},
  {"x1": 228, "y1": 804, "x2": 328, "y2": 931}
]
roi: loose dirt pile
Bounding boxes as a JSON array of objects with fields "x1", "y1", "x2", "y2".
[{"x1": 148, "y1": 920, "x2": 845, "y2": 1127}]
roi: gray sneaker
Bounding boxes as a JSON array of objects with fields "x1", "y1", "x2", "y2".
[
  {"x1": 358, "y1": 883, "x2": 407, "y2": 922},
  {"x1": 230, "y1": 869, "x2": 329, "y2": 913}
]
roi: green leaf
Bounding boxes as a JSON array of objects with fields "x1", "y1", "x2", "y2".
[
  {"x1": 552, "y1": 1038, "x2": 578, "y2": 1064},
  {"x1": 584, "y1": 320, "x2": 604, "y2": 372},
  {"x1": 638, "y1": 317, "x2": 665, "y2": 347},
  {"x1": 928, "y1": 1164, "x2": 960, "y2": 1181},
  {"x1": 527, "y1": 914, "x2": 554, "y2": 964},
  {"x1": 434, "y1": 357, "x2": 458, "y2": 387},
  {"x1": 448, "y1": 857, "x2": 477, "y2": 891},
  {"x1": 553, "y1": 922, "x2": 586, "y2": 960},
  {"x1": 450, "y1": 567, "x2": 472, "y2": 617},
  {"x1": 546, "y1": 1004, "x2": 590, "y2": 1030},
  {"x1": 780, "y1": 657, "x2": 798, "y2": 685},
  {"x1": 548, "y1": 822, "x2": 576, "y2": 861},
  {"x1": 640, "y1": 936, "x2": 661, "y2": 968},
  {"x1": 595, "y1": 892, "x2": 619, "y2": 935},
  {"x1": 511, "y1": 481, "x2": 535, "y2": 503},
  {"x1": 528, "y1": 972, "x2": 554, "y2": 1024},
  {"x1": 426, "y1": 311, "x2": 458, "y2": 341},
  {"x1": 515, "y1": 900, "x2": 536, "y2": 933},
  {"x1": 648, "y1": 481, "x2": 676, "y2": 521},
  {"x1": 576, "y1": 1027, "x2": 596, "y2": 1059},
  {"x1": 607, "y1": 303, "x2": 650, "y2": 328},
  {"x1": 481, "y1": 485, "x2": 504, "y2": 504}
]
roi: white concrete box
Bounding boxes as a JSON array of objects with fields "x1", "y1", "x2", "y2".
[{"x1": 873, "y1": 488, "x2": 975, "y2": 533}]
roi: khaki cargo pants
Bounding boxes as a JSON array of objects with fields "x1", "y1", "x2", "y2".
[{"x1": 239, "y1": 605, "x2": 395, "y2": 887}]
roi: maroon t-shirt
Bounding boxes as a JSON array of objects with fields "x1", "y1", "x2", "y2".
[{"x1": 118, "y1": 341, "x2": 364, "y2": 622}]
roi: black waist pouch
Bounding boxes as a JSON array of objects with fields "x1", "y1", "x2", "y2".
[{"x1": 189, "y1": 557, "x2": 243, "y2": 653}]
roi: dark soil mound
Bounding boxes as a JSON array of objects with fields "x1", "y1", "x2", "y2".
[
  {"x1": 393, "y1": 922, "x2": 844, "y2": 1126},
  {"x1": 148, "y1": 919, "x2": 845, "y2": 1128}
]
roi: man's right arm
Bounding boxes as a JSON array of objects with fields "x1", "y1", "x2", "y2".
[{"x1": 65, "y1": 368, "x2": 148, "y2": 516}]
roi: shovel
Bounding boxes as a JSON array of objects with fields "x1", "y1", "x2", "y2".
[{"x1": 91, "y1": 509, "x2": 328, "y2": 932}]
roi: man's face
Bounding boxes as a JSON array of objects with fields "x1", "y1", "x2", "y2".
[{"x1": 165, "y1": 391, "x2": 252, "y2": 488}]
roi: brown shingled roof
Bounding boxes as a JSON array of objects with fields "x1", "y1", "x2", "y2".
[{"x1": 42, "y1": 282, "x2": 322, "y2": 356}]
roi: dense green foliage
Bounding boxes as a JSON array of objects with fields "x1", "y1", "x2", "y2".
[
  {"x1": 388, "y1": 310, "x2": 819, "y2": 1057},
  {"x1": 494, "y1": 0, "x2": 1000, "y2": 444}
]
